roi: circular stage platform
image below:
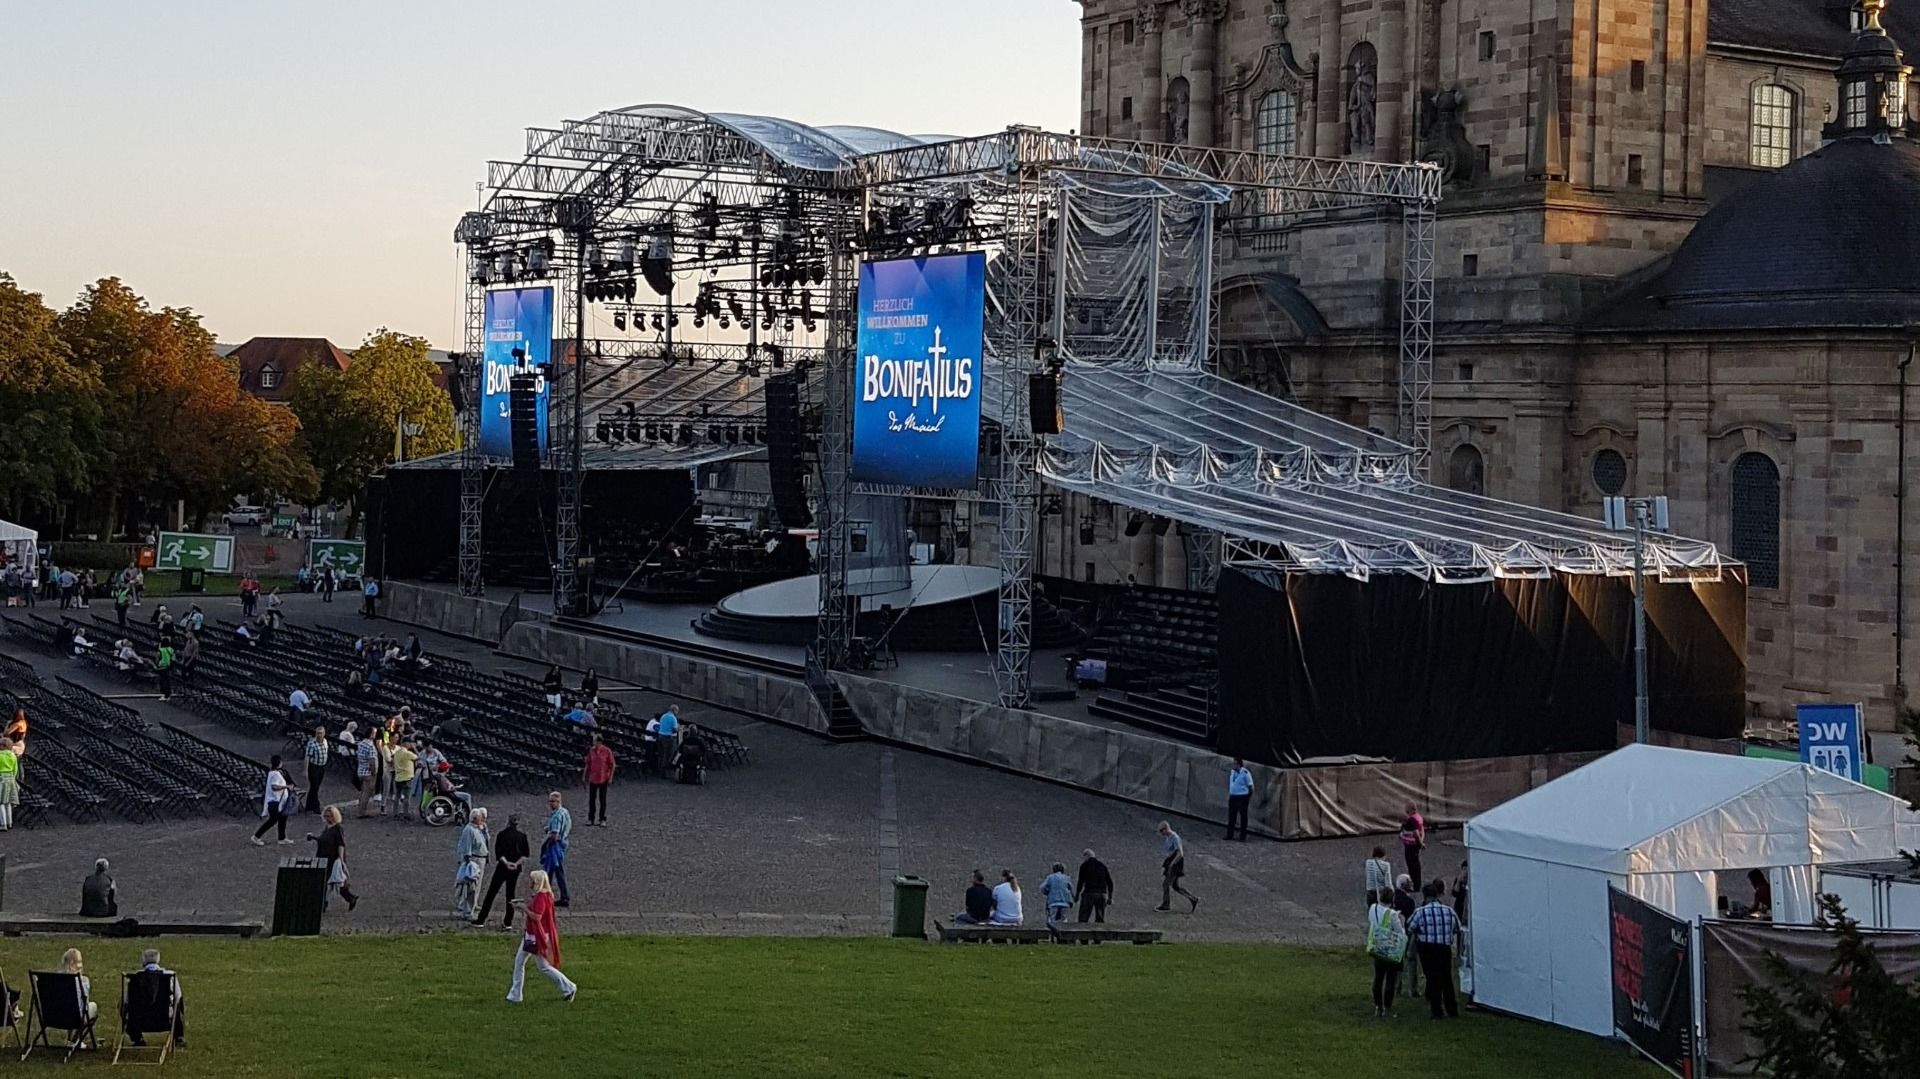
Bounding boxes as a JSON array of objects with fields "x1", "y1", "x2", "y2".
[{"x1": 716, "y1": 564, "x2": 1001, "y2": 620}]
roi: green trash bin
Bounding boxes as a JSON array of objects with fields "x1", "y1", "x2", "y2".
[
  {"x1": 891, "y1": 875, "x2": 930, "y2": 939},
  {"x1": 271, "y1": 857, "x2": 330, "y2": 937},
  {"x1": 180, "y1": 568, "x2": 206, "y2": 593}
]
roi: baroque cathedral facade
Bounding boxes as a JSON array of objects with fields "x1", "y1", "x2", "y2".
[{"x1": 1059, "y1": 0, "x2": 1920, "y2": 732}]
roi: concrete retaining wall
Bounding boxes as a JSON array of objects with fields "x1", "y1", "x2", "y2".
[
  {"x1": 383, "y1": 582, "x2": 1594, "y2": 839},
  {"x1": 383, "y1": 582, "x2": 540, "y2": 644},
  {"x1": 498, "y1": 620, "x2": 831, "y2": 736}
]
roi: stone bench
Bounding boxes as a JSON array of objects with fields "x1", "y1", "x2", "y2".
[
  {"x1": 0, "y1": 915, "x2": 263, "y2": 939},
  {"x1": 934, "y1": 920, "x2": 1051, "y2": 944}
]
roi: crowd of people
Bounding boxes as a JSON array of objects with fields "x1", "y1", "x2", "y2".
[
  {"x1": 948, "y1": 825, "x2": 1183, "y2": 928},
  {"x1": 1359, "y1": 802, "x2": 1470, "y2": 1020}
]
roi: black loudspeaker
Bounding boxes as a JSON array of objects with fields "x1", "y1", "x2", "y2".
[
  {"x1": 851, "y1": 531, "x2": 868, "y2": 554},
  {"x1": 1123, "y1": 513, "x2": 1145, "y2": 537},
  {"x1": 1029, "y1": 370, "x2": 1063, "y2": 435},
  {"x1": 1152, "y1": 516, "x2": 1172, "y2": 537},
  {"x1": 1079, "y1": 520, "x2": 1095, "y2": 545},
  {"x1": 446, "y1": 356, "x2": 470, "y2": 414},
  {"x1": 509, "y1": 373, "x2": 541, "y2": 470},
  {"x1": 763, "y1": 373, "x2": 812, "y2": 528}
]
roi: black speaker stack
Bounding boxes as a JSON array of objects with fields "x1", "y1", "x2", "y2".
[
  {"x1": 763, "y1": 372, "x2": 812, "y2": 528},
  {"x1": 509, "y1": 373, "x2": 541, "y2": 470},
  {"x1": 1029, "y1": 370, "x2": 1063, "y2": 435}
]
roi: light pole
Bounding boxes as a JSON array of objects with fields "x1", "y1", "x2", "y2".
[{"x1": 1604, "y1": 494, "x2": 1669, "y2": 744}]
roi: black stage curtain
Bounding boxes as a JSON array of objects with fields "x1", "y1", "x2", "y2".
[
  {"x1": 1216, "y1": 567, "x2": 1747, "y2": 765},
  {"x1": 366, "y1": 467, "x2": 696, "y2": 582}
]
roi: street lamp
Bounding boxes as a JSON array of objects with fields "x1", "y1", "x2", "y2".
[{"x1": 1603, "y1": 494, "x2": 1670, "y2": 744}]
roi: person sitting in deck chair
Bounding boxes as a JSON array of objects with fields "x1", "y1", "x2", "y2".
[{"x1": 119, "y1": 949, "x2": 184, "y2": 1054}]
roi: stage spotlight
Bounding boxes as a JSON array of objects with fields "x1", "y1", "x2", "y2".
[
  {"x1": 783, "y1": 317, "x2": 795, "y2": 332},
  {"x1": 494, "y1": 252, "x2": 515, "y2": 282},
  {"x1": 595, "y1": 421, "x2": 611, "y2": 443},
  {"x1": 612, "y1": 311, "x2": 626, "y2": 331},
  {"x1": 705, "y1": 424, "x2": 720, "y2": 443},
  {"x1": 727, "y1": 295, "x2": 746, "y2": 323},
  {"x1": 525, "y1": 238, "x2": 554, "y2": 276},
  {"x1": 587, "y1": 243, "x2": 605, "y2": 270},
  {"x1": 613, "y1": 237, "x2": 637, "y2": 267},
  {"x1": 725, "y1": 424, "x2": 739, "y2": 444},
  {"x1": 693, "y1": 314, "x2": 705, "y2": 329},
  {"x1": 1123, "y1": 512, "x2": 1145, "y2": 537},
  {"x1": 611, "y1": 423, "x2": 629, "y2": 444},
  {"x1": 622, "y1": 420, "x2": 638, "y2": 442},
  {"x1": 678, "y1": 423, "x2": 695, "y2": 444},
  {"x1": 652, "y1": 313, "x2": 666, "y2": 333}
]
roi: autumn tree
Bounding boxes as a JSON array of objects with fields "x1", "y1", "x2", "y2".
[
  {"x1": 56, "y1": 277, "x2": 314, "y2": 533},
  {"x1": 290, "y1": 328, "x2": 454, "y2": 534},
  {"x1": 0, "y1": 273, "x2": 103, "y2": 521}
]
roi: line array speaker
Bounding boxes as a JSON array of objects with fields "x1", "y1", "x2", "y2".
[
  {"x1": 1029, "y1": 370, "x2": 1063, "y2": 435},
  {"x1": 509, "y1": 373, "x2": 541, "y2": 470},
  {"x1": 763, "y1": 372, "x2": 812, "y2": 528}
]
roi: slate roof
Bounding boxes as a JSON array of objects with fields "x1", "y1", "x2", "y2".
[
  {"x1": 1584, "y1": 136, "x2": 1920, "y2": 331},
  {"x1": 1711, "y1": 0, "x2": 1920, "y2": 57}
]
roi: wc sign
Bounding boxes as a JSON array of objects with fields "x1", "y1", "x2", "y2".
[{"x1": 1797, "y1": 703, "x2": 1864, "y2": 783}]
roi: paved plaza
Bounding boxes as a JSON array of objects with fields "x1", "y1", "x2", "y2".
[{"x1": 0, "y1": 592, "x2": 1428, "y2": 944}]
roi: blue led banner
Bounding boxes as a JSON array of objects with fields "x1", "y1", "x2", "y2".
[
  {"x1": 851, "y1": 252, "x2": 986, "y2": 489},
  {"x1": 480, "y1": 286, "x2": 553, "y2": 459}
]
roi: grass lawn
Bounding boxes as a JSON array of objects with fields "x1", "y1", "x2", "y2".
[
  {"x1": 138, "y1": 574, "x2": 297, "y2": 599},
  {"x1": 0, "y1": 936, "x2": 1655, "y2": 1078}
]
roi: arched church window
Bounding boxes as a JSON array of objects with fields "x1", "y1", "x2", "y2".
[
  {"x1": 1730, "y1": 452, "x2": 1781, "y2": 588},
  {"x1": 1749, "y1": 84, "x2": 1796, "y2": 168},
  {"x1": 1447, "y1": 444, "x2": 1485, "y2": 496},
  {"x1": 1256, "y1": 90, "x2": 1298, "y2": 157}
]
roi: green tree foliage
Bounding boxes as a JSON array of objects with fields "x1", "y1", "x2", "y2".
[
  {"x1": 0, "y1": 273, "x2": 102, "y2": 518},
  {"x1": 54, "y1": 277, "x2": 315, "y2": 533},
  {"x1": 290, "y1": 328, "x2": 454, "y2": 533},
  {"x1": 1738, "y1": 894, "x2": 1920, "y2": 1075}
]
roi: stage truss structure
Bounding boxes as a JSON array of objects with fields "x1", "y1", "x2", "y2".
[{"x1": 454, "y1": 106, "x2": 1444, "y2": 711}]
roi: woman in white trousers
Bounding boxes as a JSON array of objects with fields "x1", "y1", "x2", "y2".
[{"x1": 507, "y1": 870, "x2": 576, "y2": 1003}]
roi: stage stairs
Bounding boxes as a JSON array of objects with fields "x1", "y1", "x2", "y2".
[{"x1": 1086, "y1": 677, "x2": 1217, "y2": 745}]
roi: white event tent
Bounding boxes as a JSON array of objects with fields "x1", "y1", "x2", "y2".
[
  {"x1": 0, "y1": 519, "x2": 37, "y2": 575},
  {"x1": 1464, "y1": 744, "x2": 1920, "y2": 1036}
]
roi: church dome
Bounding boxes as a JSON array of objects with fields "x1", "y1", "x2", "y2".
[
  {"x1": 1587, "y1": 2, "x2": 1920, "y2": 332},
  {"x1": 1656, "y1": 137, "x2": 1920, "y2": 314}
]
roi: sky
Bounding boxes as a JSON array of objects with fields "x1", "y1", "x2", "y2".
[{"x1": 0, "y1": 1, "x2": 1082, "y2": 349}]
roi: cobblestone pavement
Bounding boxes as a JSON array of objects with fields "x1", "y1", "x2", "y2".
[{"x1": 1, "y1": 591, "x2": 1450, "y2": 944}]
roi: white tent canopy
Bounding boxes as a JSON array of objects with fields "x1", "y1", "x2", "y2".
[
  {"x1": 1465, "y1": 744, "x2": 1920, "y2": 1036},
  {"x1": 0, "y1": 519, "x2": 36, "y2": 574}
]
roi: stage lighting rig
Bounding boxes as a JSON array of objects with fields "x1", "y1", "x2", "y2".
[
  {"x1": 524, "y1": 238, "x2": 555, "y2": 277},
  {"x1": 612, "y1": 311, "x2": 626, "y2": 331},
  {"x1": 595, "y1": 420, "x2": 612, "y2": 443},
  {"x1": 800, "y1": 291, "x2": 818, "y2": 333}
]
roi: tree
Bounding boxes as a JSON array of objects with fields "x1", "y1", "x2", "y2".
[
  {"x1": 1738, "y1": 894, "x2": 1920, "y2": 1075},
  {"x1": 56, "y1": 277, "x2": 314, "y2": 533},
  {"x1": 0, "y1": 273, "x2": 102, "y2": 521},
  {"x1": 290, "y1": 328, "x2": 455, "y2": 535}
]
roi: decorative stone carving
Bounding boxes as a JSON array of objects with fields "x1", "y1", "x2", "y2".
[
  {"x1": 1417, "y1": 86, "x2": 1476, "y2": 184},
  {"x1": 1166, "y1": 76, "x2": 1192, "y2": 144},
  {"x1": 1346, "y1": 42, "x2": 1378, "y2": 152},
  {"x1": 1137, "y1": 1, "x2": 1162, "y2": 33},
  {"x1": 1269, "y1": 0, "x2": 1290, "y2": 39},
  {"x1": 1181, "y1": 0, "x2": 1225, "y2": 20}
]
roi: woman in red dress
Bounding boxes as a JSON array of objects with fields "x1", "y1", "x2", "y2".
[{"x1": 507, "y1": 870, "x2": 577, "y2": 1003}]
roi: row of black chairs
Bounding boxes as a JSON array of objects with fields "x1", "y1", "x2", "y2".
[{"x1": 1, "y1": 963, "x2": 181, "y2": 1064}]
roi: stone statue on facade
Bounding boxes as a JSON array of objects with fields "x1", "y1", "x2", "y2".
[
  {"x1": 1347, "y1": 44, "x2": 1378, "y2": 151},
  {"x1": 1166, "y1": 76, "x2": 1192, "y2": 144},
  {"x1": 1417, "y1": 86, "x2": 1475, "y2": 184}
]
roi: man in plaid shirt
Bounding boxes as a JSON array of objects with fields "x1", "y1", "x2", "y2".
[
  {"x1": 303, "y1": 725, "x2": 331, "y2": 814},
  {"x1": 354, "y1": 731, "x2": 379, "y2": 819},
  {"x1": 1407, "y1": 880, "x2": 1460, "y2": 1018}
]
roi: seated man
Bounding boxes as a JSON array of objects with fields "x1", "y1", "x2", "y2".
[
  {"x1": 232, "y1": 621, "x2": 256, "y2": 647},
  {"x1": 563, "y1": 703, "x2": 597, "y2": 729},
  {"x1": 79, "y1": 858, "x2": 117, "y2": 918},
  {"x1": 952, "y1": 870, "x2": 995, "y2": 925},
  {"x1": 123, "y1": 949, "x2": 184, "y2": 1049}
]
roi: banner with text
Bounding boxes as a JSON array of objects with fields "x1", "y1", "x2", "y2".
[
  {"x1": 851, "y1": 252, "x2": 985, "y2": 489},
  {"x1": 480, "y1": 286, "x2": 554, "y2": 460},
  {"x1": 1609, "y1": 885, "x2": 1694, "y2": 1076}
]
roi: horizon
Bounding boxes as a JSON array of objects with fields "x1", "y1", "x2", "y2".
[{"x1": 0, "y1": 1, "x2": 1081, "y2": 351}]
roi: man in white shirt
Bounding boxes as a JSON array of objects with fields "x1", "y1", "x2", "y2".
[
  {"x1": 1225, "y1": 758, "x2": 1253, "y2": 841},
  {"x1": 287, "y1": 687, "x2": 311, "y2": 728}
]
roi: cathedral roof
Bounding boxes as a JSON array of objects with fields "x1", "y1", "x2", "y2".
[
  {"x1": 1585, "y1": 136, "x2": 1920, "y2": 332},
  {"x1": 1712, "y1": 0, "x2": 1920, "y2": 57}
]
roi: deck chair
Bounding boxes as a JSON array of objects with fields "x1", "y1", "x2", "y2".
[
  {"x1": 22, "y1": 970, "x2": 96, "y2": 1062},
  {"x1": 0, "y1": 966, "x2": 22, "y2": 1049},
  {"x1": 113, "y1": 969, "x2": 179, "y2": 1066}
]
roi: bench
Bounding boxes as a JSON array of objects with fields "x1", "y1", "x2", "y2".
[
  {"x1": 1049, "y1": 926, "x2": 1163, "y2": 945},
  {"x1": 934, "y1": 920, "x2": 1052, "y2": 944},
  {"x1": 0, "y1": 915, "x2": 263, "y2": 939}
]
